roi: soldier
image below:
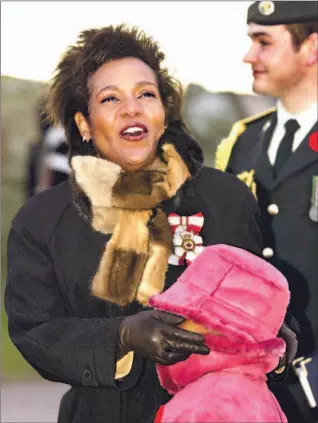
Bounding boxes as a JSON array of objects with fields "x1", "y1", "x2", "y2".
[{"x1": 215, "y1": 2, "x2": 318, "y2": 423}]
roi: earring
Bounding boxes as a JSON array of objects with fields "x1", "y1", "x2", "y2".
[
  {"x1": 82, "y1": 136, "x2": 93, "y2": 143},
  {"x1": 79, "y1": 136, "x2": 97, "y2": 157}
]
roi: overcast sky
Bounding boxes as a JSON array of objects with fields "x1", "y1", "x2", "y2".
[{"x1": 1, "y1": 1, "x2": 255, "y2": 93}]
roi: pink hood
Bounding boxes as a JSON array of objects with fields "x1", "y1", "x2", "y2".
[
  {"x1": 151, "y1": 245, "x2": 289, "y2": 423},
  {"x1": 155, "y1": 334, "x2": 288, "y2": 423},
  {"x1": 150, "y1": 244, "x2": 290, "y2": 345},
  {"x1": 157, "y1": 332, "x2": 285, "y2": 395}
]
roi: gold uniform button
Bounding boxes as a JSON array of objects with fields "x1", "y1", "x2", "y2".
[
  {"x1": 267, "y1": 204, "x2": 279, "y2": 215},
  {"x1": 262, "y1": 247, "x2": 274, "y2": 258}
]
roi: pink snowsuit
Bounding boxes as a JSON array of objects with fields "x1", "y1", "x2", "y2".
[{"x1": 149, "y1": 244, "x2": 289, "y2": 423}]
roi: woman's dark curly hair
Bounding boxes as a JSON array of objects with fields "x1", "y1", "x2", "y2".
[{"x1": 47, "y1": 24, "x2": 183, "y2": 150}]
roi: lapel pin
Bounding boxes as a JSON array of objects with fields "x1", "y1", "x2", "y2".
[
  {"x1": 309, "y1": 131, "x2": 318, "y2": 152},
  {"x1": 262, "y1": 120, "x2": 271, "y2": 133},
  {"x1": 309, "y1": 176, "x2": 318, "y2": 223}
]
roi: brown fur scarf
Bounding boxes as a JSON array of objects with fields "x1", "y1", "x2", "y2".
[{"x1": 70, "y1": 122, "x2": 204, "y2": 306}]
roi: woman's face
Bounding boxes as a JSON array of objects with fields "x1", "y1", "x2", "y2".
[{"x1": 75, "y1": 57, "x2": 166, "y2": 171}]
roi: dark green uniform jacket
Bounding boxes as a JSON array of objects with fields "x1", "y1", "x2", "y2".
[{"x1": 216, "y1": 109, "x2": 318, "y2": 358}]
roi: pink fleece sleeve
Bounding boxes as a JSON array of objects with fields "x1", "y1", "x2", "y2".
[{"x1": 154, "y1": 405, "x2": 165, "y2": 423}]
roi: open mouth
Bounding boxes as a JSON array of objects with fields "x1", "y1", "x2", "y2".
[{"x1": 120, "y1": 123, "x2": 148, "y2": 141}]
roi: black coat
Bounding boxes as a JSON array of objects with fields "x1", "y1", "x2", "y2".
[
  {"x1": 5, "y1": 167, "x2": 263, "y2": 423},
  {"x1": 226, "y1": 111, "x2": 318, "y2": 358}
]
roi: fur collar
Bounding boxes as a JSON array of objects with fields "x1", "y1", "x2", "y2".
[{"x1": 70, "y1": 121, "x2": 204, "y2": 306}]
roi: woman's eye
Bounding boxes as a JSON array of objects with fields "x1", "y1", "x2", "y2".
[
  {"x1": 101, "y1": 95, "x2": 118, "y2": 104},
  {"x1": 139, "y1": 91, "x2": 156, "y2": 99},
  {"x1": 260, "y1": 40, "x2": 270, "y2": 47}
]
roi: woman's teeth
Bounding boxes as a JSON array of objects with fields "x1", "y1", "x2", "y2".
[{"x1": 123, "y1": 126, "x2": 144, "y2": 136}]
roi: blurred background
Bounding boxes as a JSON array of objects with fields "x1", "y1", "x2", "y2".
[{"x1": 1, "y1": 1, "x2": 275, "y2": 421}]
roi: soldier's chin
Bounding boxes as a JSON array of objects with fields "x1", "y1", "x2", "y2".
[{"x1": 252, "y1": 80, "x2": 270, "y2": 96}]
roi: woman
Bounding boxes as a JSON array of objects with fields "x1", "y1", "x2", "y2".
[{"x1": 5, "y1": 25, "x2": 296, "y2": 423}]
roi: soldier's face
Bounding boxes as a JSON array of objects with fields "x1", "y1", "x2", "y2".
[{"x1": 243, "y1": 23, "x2": 308, "y2": 97}]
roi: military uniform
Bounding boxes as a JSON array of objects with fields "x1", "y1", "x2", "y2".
[
  {"x1": 215, "y1": 2, "x2": 318, "y2": 421},
  {"x1": 215, "y1": 107, "x2": 318, "y2": 422}
]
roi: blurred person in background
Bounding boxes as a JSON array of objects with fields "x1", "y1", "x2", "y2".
[
  {"x1": 25, "y1": 97, "x2": 51, "y2": 198},
  {"x1": 5, "y1": 24, "x2": 297, "y2": 423},
  {"x1": 26, "y1": 96, "x2": 69, "y2": 199},
  {"x1": 215, "y1": 2, "x2": 318, "y2": 422},
  {"x1": 36, "y1": 124, "x2": 70, "y2": 193}
]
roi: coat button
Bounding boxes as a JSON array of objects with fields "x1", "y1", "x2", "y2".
[
  {"x1": 267, "y1": 204, "x2": 279, "y2": 215},
  {"x1": 84, "y1": 369, "x2": 92, "y2": 380},
  {"x1": 262, "y1": 247, "x2": 274, "y2": 258}
]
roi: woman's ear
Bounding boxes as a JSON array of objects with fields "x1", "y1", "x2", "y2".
[{"x1": 74, "y1": 112, "x2": 91, "y2": 141}]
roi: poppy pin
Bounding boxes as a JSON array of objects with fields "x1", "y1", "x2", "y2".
[{"x1": 309, "y1": 131, "x2": 318, "y2": 152}]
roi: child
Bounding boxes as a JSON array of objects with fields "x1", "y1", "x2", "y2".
[{"x1": 149, "y1": 244, "x2": 289, "y2": 423}]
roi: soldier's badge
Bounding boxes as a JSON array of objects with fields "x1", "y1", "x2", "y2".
[
  {"x1": 309, "y1": 176, "x2": 318, "y2": 223},
  {"x1": 258, "y1": 1, "x2": 275, "y2": 16},
  {"x1": 262, "y1": 120, "x2": 271, "y2": 133},
  {"x1": 237, "y1": 170, "x2": 257, "y2": 198}
]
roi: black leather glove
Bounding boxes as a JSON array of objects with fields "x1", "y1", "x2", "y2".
[
  {"x1": 269, "y1": 315, "x2": 299, "y2": 383},
  {"x1": 116, "y1": 310, "x2": 210, "y2": 365},
  {"x1": 277, "y1": 320, "x2": 299, "y2": 368}
]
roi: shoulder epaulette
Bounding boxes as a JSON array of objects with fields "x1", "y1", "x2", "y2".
[
  {"x1": 215, "y1": 107, "x2": 276, "y2": 172},
  {"x1": 240, "y1": 107, "x2": 276, "y2": 126}
]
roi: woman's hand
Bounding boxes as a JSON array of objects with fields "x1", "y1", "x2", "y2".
[
  {"x1": 116, "y1": 310, "x2": 210, "y2": 365},
  {"x1": 277, "y1": 321, "x2": 299, "y2": 368}
]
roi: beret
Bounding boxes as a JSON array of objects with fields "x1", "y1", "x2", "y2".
[{"x1": 247, "y1": 1, "x2": 318, "y2": 25}]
